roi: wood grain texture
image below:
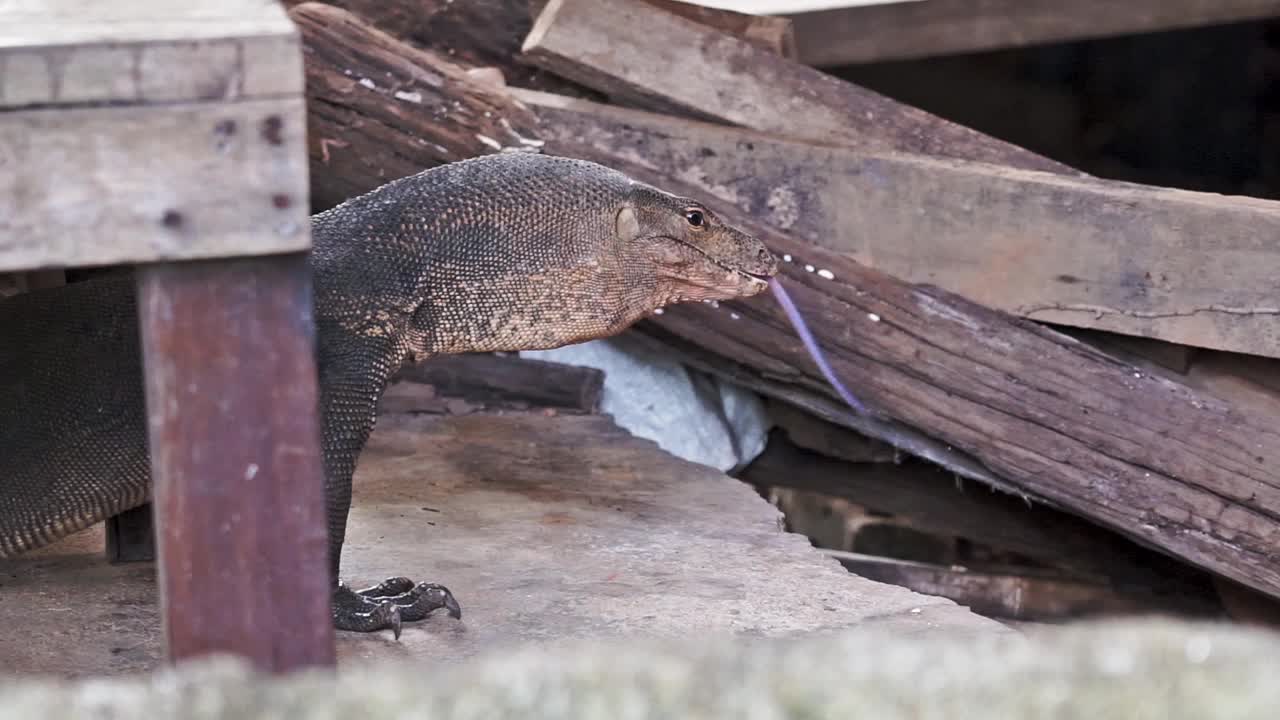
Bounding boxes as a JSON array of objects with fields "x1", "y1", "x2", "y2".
[
  {"x1": 532, "y1": 0, "x2": 795, "y2": 57},
  {"x1": 521, "y1": 0, "x2": 1074, "y2": 174},
  {"x1": 282, "y1": 0, "x2": 591, "y2": 96},
  {"x1": 786, "y1": 0, "x2": 1280, "y2": 67},
  {"x1": 289, "y1": 2, "x2": 545, "y2": 210},
  {"x1": 137, "y1": 253, "x2": 334, "y2": 672},
  {"x1": 0, "y1": 1, "x2": 302, "y2": 108},
  {"x1": 516, "y1": 89, "x2": 1280, "y2": 359},
  {"x1": 287, "y1": 0, "x2": 790, "y2": 209},
  {"x1": 0, "y1": 98, "x2": 311, "y2": 271},
  {"x1": 282, "y1": 0, "x2": 789, "y2": 102}
]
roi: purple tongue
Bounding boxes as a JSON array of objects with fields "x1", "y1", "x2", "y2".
[{"x1": 769, "y1": 278, "x2": 869, "y2": 416}]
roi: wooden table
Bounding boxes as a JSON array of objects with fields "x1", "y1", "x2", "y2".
[{"x1": 0, "y1": 0, "x2": 335, "y2": 672}]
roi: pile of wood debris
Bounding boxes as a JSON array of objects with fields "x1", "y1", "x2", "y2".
[{"x1": 285, "y1": 0, "x2": 1280, "y2": 625}]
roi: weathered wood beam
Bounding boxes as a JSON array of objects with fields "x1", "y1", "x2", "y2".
[
  {"x1": 289, "y1": 0, "x2": 787, "y2": 211},
  {"x1": 289, "y1": 2, "x2": 545, "y2": 211},
  {"x1": 393, "y1": 354, "x2": 605, "y2": 413},
  {"x1": 282, "y1": 0, "x2": 587, "y2": 96},
  {"x1": 283, "y1": 0, "x2": 791, "y2": 101},
  {"x1": 515, "y1": 90, "x2": 1280, "y2": 359},
  {"x1": 784, "y1": 0, "x2": 1280, "y2": 67},
  {"x1": 292, "y1": 1, "x2": 1280, "y2": 600},
  {"x1": 532, "y1": 0, "x2": 795, "y2": 57},
  {"x1": 0, "y1": 99, "x2": 311, "y2": 273},
  {"x1": 521, "y1": 0, "x2": 1074, "y2": 174}
]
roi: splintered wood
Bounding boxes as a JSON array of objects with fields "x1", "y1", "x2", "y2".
[{"x1": 286, "y1": 0, "x2": 1280, "y2": 608}]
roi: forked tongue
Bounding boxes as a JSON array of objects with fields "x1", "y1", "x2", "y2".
[{"x1": 769, "y1": 278, "x2": 869, "y2": 416}]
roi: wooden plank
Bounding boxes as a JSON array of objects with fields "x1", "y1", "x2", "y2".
[
  {"x1": 0, "y1": 98, "x2": 311, "y2": 271},
  {"x1": 393, "y1": 354, "x2": 605, "y2": 413},
  {"x1": 137, "y1": 252, "x2": 334, "y2": 672},
  {"x1": 280, "y1": 0, "x2": 595, "y2": 99},
  {"x1": 282, "y1": 0, "x2": 790, "y2": 104},
  {"x1": 785, "y1": 0, "x2": 1280, "y2": 67},
  {"x1": 532, "y1": 0, "x2": 795, "y2": 56},
  {"x1": 288, "y1": 2, "x2": 546, "y2": 211},
  {"x1": 643, "y1": 0, "x2": 795, "y2": 57},
  {"x1": 516, "y1": 89, "x2": 1280, "y2": 358},
  {"x1": 521, "y1": 0, "x2": 1075, "y2": 174},
  {"x1": 0, "y1": 0, "x2": 301, "y2": 109}
]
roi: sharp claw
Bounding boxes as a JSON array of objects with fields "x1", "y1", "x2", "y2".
[
  {"x1": 383, "y1": 601, "x2": 403, "y2": 641},
  {"x1": 416, "y1": 582, "x2": 461, "y2": 619},
  {"x1": 367, "y1": 599, "x2": 403, "y2": 640},
  {"x1": 443, "y1": 589, "x2": 462, "y2": 620}
]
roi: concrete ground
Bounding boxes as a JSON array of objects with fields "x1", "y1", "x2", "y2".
[{"x1": 0, "y1": 411, "x2": 1006, "y2": 677}]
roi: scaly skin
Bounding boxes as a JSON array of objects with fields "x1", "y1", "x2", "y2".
[{"x1": 0, "y1": 152, "x2": 777, "y2": 636}]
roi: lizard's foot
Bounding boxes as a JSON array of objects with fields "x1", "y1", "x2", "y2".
[{"x1": 332, "y1": 578, "x2": 462, "y2": 639}]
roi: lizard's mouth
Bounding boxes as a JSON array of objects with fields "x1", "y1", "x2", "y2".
[{"x1": 668, "y1": 238, "x2": 775, "y2": 285}]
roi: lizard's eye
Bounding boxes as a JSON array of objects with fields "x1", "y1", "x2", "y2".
[{"x1": 685, "y1": 209, "x2": 706, "y2": 228}]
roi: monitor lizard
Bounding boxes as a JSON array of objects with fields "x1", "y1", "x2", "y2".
[{"x1": 0, "y1": 152, "x2": 778, "y2": 638}]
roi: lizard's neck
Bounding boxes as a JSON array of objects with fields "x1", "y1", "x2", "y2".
[{"x1": 403, "y1": 264, "x2": 657, "y2": 357}]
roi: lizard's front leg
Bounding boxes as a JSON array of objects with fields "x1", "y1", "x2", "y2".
[
  {"x1": 322, "y1": 419, "x2": 463, "y2": 637},
  {"x1": 317, "y1": 327, "x2": 462, "y2": 638}
]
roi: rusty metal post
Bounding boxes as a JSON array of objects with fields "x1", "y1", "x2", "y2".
[{"x1": 136, "y1": 252, "x2": 335, "y2": 672}]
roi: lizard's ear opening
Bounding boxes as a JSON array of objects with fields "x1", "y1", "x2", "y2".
[{"x1": 615, "y1": 205, "x2": 642, "y2": 243}]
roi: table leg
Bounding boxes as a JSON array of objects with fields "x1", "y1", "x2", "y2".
[{"x1": 135, "y1": 252, "x2": 335, "y2": 672}]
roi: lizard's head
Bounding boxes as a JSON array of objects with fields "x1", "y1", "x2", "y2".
[
  {"x1": 390, "y1": 153, "x2": 779, "y2": 356},
  {"x1": 617, "y1": 185, "x2": 777, "y2": 312}
]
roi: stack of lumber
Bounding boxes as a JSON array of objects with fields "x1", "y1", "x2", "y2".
[{"x1": 282, "y1": 0, "x2": 1280, "y2": 622}]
